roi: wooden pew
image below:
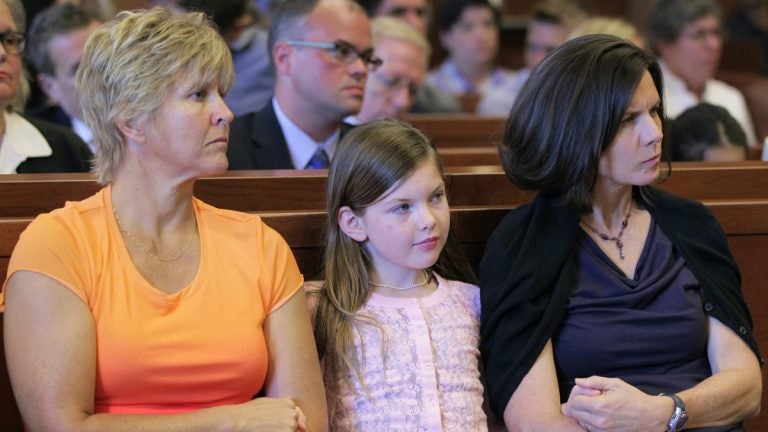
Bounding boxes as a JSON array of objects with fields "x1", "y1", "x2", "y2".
[
  {"x1": 717, "y1": 70, "x2": 768, "y2": 144},
  {"x1": 404, "y1": 114, "x2": 506, "y2": 148},
  {"x1": 1, "y1": 199, "x2": 767, "y2": 431},
  {"x1": 439, "y1": 147, "x2": 501, "y2": 166},
  {"x1": 0, "y1": 162, "x2": 767, "y2": 218}
]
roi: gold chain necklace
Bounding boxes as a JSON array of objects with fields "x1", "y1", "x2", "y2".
[
  {"x1": 113, "y1": 207, "x2": 196, "y2": 262},
  {"x1": 370, "y1": 270, "x2": 432, "y2": 291}
]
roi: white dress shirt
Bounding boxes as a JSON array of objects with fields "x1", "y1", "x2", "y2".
[
  {"x1": 0, "y1": 112, "x2": 53, "y2": 174},
  {"x1": 272, "y1": 98, "x2": 339, "y2": 169},
  {"x1": 72, "y1": 117, "x2": 96, "y2": 155},
  {"x1": 660, "y1": 61, "x2": 757, "y2": 146}
]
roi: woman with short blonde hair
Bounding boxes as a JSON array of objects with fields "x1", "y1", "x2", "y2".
[{"x1": 3, "y1": 7, "x2": 327, "y2": 431}]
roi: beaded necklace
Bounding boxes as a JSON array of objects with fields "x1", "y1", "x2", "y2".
[
  {"x1": 582, "y1": 204, "x2": 632, "y2": 260},
  {"x1": 370, "y1": 270, "x2": 432, "y2": 291}
]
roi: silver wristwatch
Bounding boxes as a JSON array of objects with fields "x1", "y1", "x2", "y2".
[{"x1": 661, "y1": 393, "x2": 688, "y2": 431}]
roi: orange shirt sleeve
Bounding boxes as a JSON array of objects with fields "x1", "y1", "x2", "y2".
[
  {"x1": 257, "y1": 222, "x2": 304, "y2": 314},
  {"x1": 2, "y1": 211, "x2": 93, "y2": 308}
]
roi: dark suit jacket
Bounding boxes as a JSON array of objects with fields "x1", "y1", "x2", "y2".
[
  {"x1": 16, "y1": 116, "x2": 92, "y2": 174},
  {"x1": 25, "y1": 103, "x2": 73, "y2": 129},
  {"x1": 227, "y1": 102, "x2": 354, "y2": 170}
]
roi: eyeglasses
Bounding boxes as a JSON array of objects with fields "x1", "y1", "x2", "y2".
[
  {"x1": 0, "y1": 31, "x2": 24, "y2": 55},
  {"x1": 285, "y1": 39, "x2": 383, "y2": 71},
  {"x1": 680, "y1": 27, "x2": 722, "y2": 43}
]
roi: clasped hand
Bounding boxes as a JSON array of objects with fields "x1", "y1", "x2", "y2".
[
  {"x1": 217, "y1": 397, "x2": 308, "y2": 432},
  {"x1": 561, "y1": 376, "x2": 670, "y2": 432}
]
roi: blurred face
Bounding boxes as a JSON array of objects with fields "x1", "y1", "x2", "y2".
[
  {"x1": 524, "y1": 21, "x2": 568, "y2": 70},
  {"x1": 39, "y1": 20, "x2": 101, "y2": 120},
  {"x1": 140, "y1": 75, "x2": 234, "y2": 179},
  {"x1": 376, "y1": 0, "x2": 429, "y2": 35},
  {"x1": 598, "y1": 72, "x2": 663, "y2": 188},
  {"x1": 656, "y1": 14, "x2": 722, "y2": 93},
  {"x1": 356, "y1": 37, "x2": 427, "y2": 122},
  {"x1": 441, "y1": 6, "x2": 498, "y2": 68},
  {"x1": 0, "y1": 2, "x2": 22, "y2": 108},
  {"x1": 287, "y1": 1, "x2": 372, "y2": 119},
  {"x1": 353, "y1": 159, "x2": 449, "y2": 282}
]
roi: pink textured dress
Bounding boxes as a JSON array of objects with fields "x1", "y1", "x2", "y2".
[{"x1": 324, "y1": 274, "x2": 487, "y2": 431}]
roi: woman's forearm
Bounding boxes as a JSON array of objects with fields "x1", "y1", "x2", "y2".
[{"x1": 677, "y1": 367, "x2": 761, "y2": 428}]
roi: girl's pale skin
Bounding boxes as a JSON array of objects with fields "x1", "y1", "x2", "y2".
[
  {"x1": 338, "y1": 159, "x2": 449, "y2": 298},
  {"x1": 503, "y1": 72, "x2": 761, "y2": 432},
  {"x1": 4, "y1": 77, "x2": 328, "y2": 432}
]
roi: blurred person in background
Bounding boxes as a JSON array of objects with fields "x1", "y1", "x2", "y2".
[
  {"x1": 477, "y1": 0, "x2": 588, "y2": 114},
  {"x1": 26, "y1": 3, "x2": 101, "y2": 153},
  {"x1": 648, "y1": 0, "x2": 758, "y2": 146},
  {"x1": 0, "y1": 0, "x2": 91, "y2": 173},
  {"x1": 428, "y1": 0, "x2": 515, "y2": 113},
  {"x1": 669, "y1": 102, "x2": 748, "y2": 162},
  {"x1": 349, "y1": 17, "x2": 429, "y2": 123},
  {"x1": 357, "y1": 0, "x2": 429, "y2": 36},
  {"x1": 568, "y1": 15, "x2": 645, "y2": 48},
  {"x1": 178, "y1": 0, "x2": 274, "y2": 117},
  {"x1": 357, "y1": 0, "x2": 462, "y2": 113}
]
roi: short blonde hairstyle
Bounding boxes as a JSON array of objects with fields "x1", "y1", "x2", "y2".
[
  {"x1": 530, "y1": 0, "x2": 590, "y2": 33},
  {"x1": 76, "y1": 7, "x2": 234, "y2": 185},
  {"x1": 371, "y1": 16, "x2": 430, "y2": 59},
  {"x1": 569, "y1": 16, "x2": 643, "y2": 46}
]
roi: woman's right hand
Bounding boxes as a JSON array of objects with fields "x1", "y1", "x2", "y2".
[{"x1": 213, "y1": 397, "x2": 307, "y2": 432}]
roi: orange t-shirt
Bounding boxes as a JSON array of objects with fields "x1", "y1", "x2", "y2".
[{"x1": 1, "y1": 186, "x2": 303, "y2": 413}]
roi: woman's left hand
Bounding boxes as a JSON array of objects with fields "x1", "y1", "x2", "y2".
[{"x1": 561, "y1": 376, "x2": 670, "y2": 432}]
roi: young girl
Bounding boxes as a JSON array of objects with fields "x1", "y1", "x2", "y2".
[{"x1": 309, "y1": 119, "x2": 488, "y2": 431}]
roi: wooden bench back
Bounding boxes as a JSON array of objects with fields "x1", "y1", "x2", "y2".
[
  {"x1": 1, "y1": 200, "x2": 767, "y2": 430},
  {"x1": 1, "y1": 162, "x2": 766, "y2": 217},
  {"x1": 404, "y1": 114, "x2": 505, "y2": 148}
]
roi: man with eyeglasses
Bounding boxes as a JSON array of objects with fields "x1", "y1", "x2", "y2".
[
  {"x1": 347, "y1": 17, "x2": 429, "y2": 123},
  {"x1": 649, "y1": 0, "x2": 758, "y2": 147},
  {"x1": 357, "y1": 0, "x2": 462, "y2": 114},
  {"x1": 227, "y1": 0, "x2": 376, "y2": 170}
]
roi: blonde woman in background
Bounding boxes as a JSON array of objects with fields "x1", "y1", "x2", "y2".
[{"x1": 568, "y1": 16, "x2": 646, "y2": 48}]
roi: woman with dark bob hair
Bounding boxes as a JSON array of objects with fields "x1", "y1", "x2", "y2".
[{"x1": 481, "y1": 34, "x2": 761, "y2": 431}]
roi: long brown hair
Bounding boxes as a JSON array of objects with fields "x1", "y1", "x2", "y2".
[{"x1": 313, "y1": 119, "x2": 475, "y2": 397}]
